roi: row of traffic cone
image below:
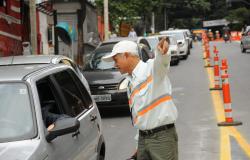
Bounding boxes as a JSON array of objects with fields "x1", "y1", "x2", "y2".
[{"x1": 202, "y1": 37, "x2": 242, "y2": 127}]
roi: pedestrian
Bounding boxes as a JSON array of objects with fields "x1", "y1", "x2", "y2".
[
  {"x1": 102, "y1": 38, "x2": 178, "y2": 160},
  {"x1": 128, "y1": 28, "x2": 137, "y2": 37}
]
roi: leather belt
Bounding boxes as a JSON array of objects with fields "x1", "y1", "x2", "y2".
[{"x1": 139, "y1": 123, "x2": 175, "y2": 137}]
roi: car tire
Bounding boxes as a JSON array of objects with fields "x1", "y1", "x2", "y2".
[
  {"x1": 175, "y1": 59, "x2": 180, "y2": 65},
  {"x1": 170, "y1": 60, "x2": 178, "y2": 66},
  {"x1": 241, "y1": 44, "x2": 246, "y2": 53}
]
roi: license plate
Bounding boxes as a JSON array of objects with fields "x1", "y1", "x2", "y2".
[{"x1": 92, "y1": 94, "x2": 111, "y2": 102}]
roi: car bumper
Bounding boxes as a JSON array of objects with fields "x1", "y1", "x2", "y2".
[
  {"x1": 171, "y1": 55, "x2": 179, "y2": 62},
  {"x1": 91, "y1": 90, "x2": 129, "y2": 108}
]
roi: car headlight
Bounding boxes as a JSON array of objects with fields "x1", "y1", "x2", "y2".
[{"x1": 119, "y1": 78, "x2": 129, "y2": 90}]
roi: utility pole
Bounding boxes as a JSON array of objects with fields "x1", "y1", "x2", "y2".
[
  {"x1": 104, "y1": 0, "x2": 109, "y2": 41},
  {"x1": 29, "y1": 0, "x2": 37, "y2": 55},
  {"x1": 151, "y1": 12, "x2": 155, "y2": 34}
]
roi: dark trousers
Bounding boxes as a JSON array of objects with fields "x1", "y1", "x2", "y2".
[{"x1": 137, "y1": 126, "x2": 178, "y2": 160}]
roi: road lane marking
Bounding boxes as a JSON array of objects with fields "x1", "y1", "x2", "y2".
[
  {"x1": 230, "y1": 127, "x2": 250, "y2": 157},
  {"x1": 206, "y1": 65, "x2": 250, "y2": 159},
  {"x1": 207, "y1": 67, "x2": 231, "y2": 160}
]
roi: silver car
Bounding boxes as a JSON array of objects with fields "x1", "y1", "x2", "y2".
[
  {"x1": 241, "y1": 30, "x2": 250, "y2": 53},
  {"x1": 0, "y1": 55, "x2": 90, "y2": 92},
  {"x1": 0, "y1": 63, "x2": 105, "y2": 160}
]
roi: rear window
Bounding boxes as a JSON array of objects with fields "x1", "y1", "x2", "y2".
[{"x1": 0, "y1": 83, "x2": 35, "y2": 142}]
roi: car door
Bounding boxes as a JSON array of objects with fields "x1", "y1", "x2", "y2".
[
  {"x1": 52, "y1": 69, "x2": 99, "y2": 160},
  {"x1": 37, "y1": 76, "x2": 79, "y2": 160},
  {"x1": 37, "y1": 69, "x2": 99, "y2": 160}
]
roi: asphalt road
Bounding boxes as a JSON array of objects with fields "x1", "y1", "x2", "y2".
[{"x1": 100, "y1": 41, "x2": 250, "y2": 160}]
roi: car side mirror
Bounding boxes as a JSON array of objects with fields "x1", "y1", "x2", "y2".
[{"x1": 46, "y1": 117, "x2": 80, "y2": 142}]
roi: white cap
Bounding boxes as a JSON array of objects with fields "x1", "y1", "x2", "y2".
[{"x1": 102, "y1": 40, "x2": 139, "y2": 62}]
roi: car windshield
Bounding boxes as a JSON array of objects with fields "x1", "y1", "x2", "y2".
[
  {"x1": 146, "y1": 38, "x2": 159, "y2": 51},
  {"x1": 84, "y1": 44, "x2": 117, "y2": 71},
  {"x1": 0, "y1": 83, "x2": 35, "y2": 143},
  {"x1": 89, "y1": 51, "x2": 116, "y2": 70},
  {"x1": 165, "y1": 32, "x2": 184, "y2": 41},
  {"x1": 169, "y1": 37, "x2": 177, "y2": 45}
]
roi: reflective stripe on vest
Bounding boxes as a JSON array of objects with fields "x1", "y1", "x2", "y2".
[
  {"x1": 129, "y1": 75, "x2": 152, "y2": 105},
  {"x1": 133, "y1": 94, "x2": 172, "y2": 124}
]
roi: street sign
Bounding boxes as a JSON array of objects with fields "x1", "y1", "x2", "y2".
[{"x1": 203, "y1": 19, "x2": 229, "y2": 27}]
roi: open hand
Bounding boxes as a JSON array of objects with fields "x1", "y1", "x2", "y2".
[{"x1": 157, "y1": 37, "x2": 169, "y2": 55}]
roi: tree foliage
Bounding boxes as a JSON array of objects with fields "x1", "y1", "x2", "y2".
[
  {"x1": 225, "y1": 7, "x2": 250, "y2": 30},
  {"x1": 94, "y1": 0, "x2": 249, "y2": 32},
  {"x1": 95, "y1": 0, "x2": 162, "y2": 30}
]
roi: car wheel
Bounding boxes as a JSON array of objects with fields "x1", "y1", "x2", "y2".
[
  {"x1": 175, "y1": 59, "x2": 179, "y2": 65},
  {"x1": 241, "y1": 44, "x2": 246, "y2": 53}
]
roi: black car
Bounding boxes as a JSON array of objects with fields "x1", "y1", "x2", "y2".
[{"x1": 83, "y1": 38, "x2": 152, "y2": 108}]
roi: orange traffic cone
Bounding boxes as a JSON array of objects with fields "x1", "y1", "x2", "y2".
[
  {"x1": 218, "y1": 59, "x2": 242, "y2": 126},
  {"x1": 210, "y1": 49, "x2": 222, "y2": 90},
  {"x1": 204, "y1": 49, "x2": 213, "y2": 68}
]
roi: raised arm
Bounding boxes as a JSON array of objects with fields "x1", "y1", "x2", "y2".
[{"x1": 153, "y1": 37, "x2": 171, "y2": 76}]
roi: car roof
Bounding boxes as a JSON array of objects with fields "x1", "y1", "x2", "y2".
[
  {"x1": 145, "y1": 36, "x2": 159, "y2": 39},
  {"x1": 159, "y1": 30, "x2": 185, "y2": 34},
  {"x1": 148, "y1": 34, "x2": 174, "y2": 38},
  {"x1": 102, "y1": 37, "x2": 139, "y2": 44},
  {"x1": 0, "y1": 55, "x2": 69, "y2": 66},
  {"x1": 0, "y1": 64, "x2": 50, "y2": 81}
]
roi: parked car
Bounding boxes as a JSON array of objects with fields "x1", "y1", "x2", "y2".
[
  {"x1": 179, "y1": 29, "x2": 193, "y2": 48},
  {"x1": 160, "y1": 30, "x2": 189, "y2": 59},
  {"x1": 0, "y1": 55, "x2": 90, "y2": 92},
  {"x1": 98, "y1": 37, "x2": 152, "y2": 52},
  {"x1": 144, "y1": 36, "x2": 159, "y2": 52},
  {"x1": 0, "y1": 63, "x2": 105, "y2": 160},
  {"x1": 240, "y1": 30, "x2": 250, "y2": 53},
  {"x1": 146, "y1": 35, "x2": 180, "y2": 65},
  {"x1": 83, "y1": 38, "x2": 153, "y2": 108}
]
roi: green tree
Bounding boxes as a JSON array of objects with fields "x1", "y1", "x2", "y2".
[
  {"x1": 163, "y1": 0, "x2": 211, "y2": 29},
  {"x1": 225, "y1": 7, "x2": 250, "y2": 30},
  {"x1": 208, "y1": 0, "x2": 228, "y2": 20},
  {"x1": 94, "y1": 0, "x2": 212, "y2": 32},
  {"x1": 95, "y1": 0, "x2": 162, "y2": 33}
]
